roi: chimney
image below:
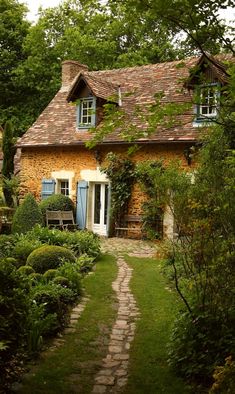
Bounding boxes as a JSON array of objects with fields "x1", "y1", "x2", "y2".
[{"x1": 61, "y1": 60, "x2": 88, "y2": 88}]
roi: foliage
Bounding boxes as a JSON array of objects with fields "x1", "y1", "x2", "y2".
[
  {"x1": 12, "y1": 193, "x2": 43, "y2": 234},
  {"x1": 27, "y1": 302, "x2": 57, "y2": 355},
  {"x1": 1, "y1": 175, "x2": 20, "y2": 208},
  {"x1": 27, "y1": 245, "x2": 76, "y2": 274},
  {"x1": 64, "y1": 230, "x2": 100, "y2": 258},
  {"x1": 168, "y1": 310, "x2": 235, "y2": 385},
  {"x1": 2, "y1": 121, "x2": 15, "y2": 178},
  {"x1": 13, "y1": 238, "x2": 42, "y2": 265},
  {"x1": 136, "y1": 160, "x2": 166, "y2": 239},
  {"x1": 57, "y1": 261, "x2": 82, "y2": 293},
  {"x1": 39, "y1": 193, "x2": 74, "y2": 220},
  {"x1": 76, "y1": 254, "x2": 95, "y2": 274},
  {"x1": 17, "y1": 265, "x2": 35, "y2": 276},
  {"x1": 0, "y1": 259, "x2": 30, "y2": 387},
  {"x1": 0, "y1": 234, "x2": 16, "y2": 258},
  {"x1": 2, "y1": 121, "x2": 16, "y2": 206},
  {"x1": 43, "y1": 269, "x2": 58, "y2": 282},
  {"x1": 119, "y1": 0, "x2": 234, "y2": 56},
  {"x1": 26, "y1": 225, "x2": 101, "y2": 258},
  {"x1": 29, "y1": 272, "x2": 43, "y2": 285},
  {"x1": 209, "y1": 356, "x2": 235, "y2": 393},
  {"x1": 102, "y1": 152, "x2": 136, "y2": 227},
  {"x1": 53, "y1": 276, "x2": 70, "y2": 288},
  {"x1": 0, "y1": 0, "x2": 30, "y2": 132},
  {"x1": 31, "y1": 282, "x2": 77, "y2": 332}
]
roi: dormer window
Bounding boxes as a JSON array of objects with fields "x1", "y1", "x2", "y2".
[
  {"x1": 196, "y1": 83, "x2": 219, "y2": 122},
  {"x1": 77, "y1": 97, "x2": 96, "y2": 129}
]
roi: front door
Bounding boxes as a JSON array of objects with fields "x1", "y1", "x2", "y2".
[{"x1": 92, "y1": 183, "x2": 109, "y2": 236}]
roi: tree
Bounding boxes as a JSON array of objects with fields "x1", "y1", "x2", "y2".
[
  {"x1": 111, "y1": 0, "x2": 235, "y2": 56},
  {"x1": 0, "y1": 0, "x2": 30, "y2": 132},
  {"x1": 2, "y1": 121, "x2": 16, "y2": 206}
]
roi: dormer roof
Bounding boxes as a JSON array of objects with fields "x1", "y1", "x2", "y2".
[
  {"x1": 185, "y1": 53, "x2": 230, "y2": 88},
  {"x1": 67, "y1": 72, "x2": 119, "y2": 103}
]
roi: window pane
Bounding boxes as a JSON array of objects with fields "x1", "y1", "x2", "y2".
[
  {"x1": 94, "y1": 184, "x2": 101, "y2": 224},
  {"x1": 79, "y1": 98, "x2": 94, "y2": 126},
  {"x1": 199, "y1": 86, "x2": 217, "y2": 117},
  {"x1": 60, "y1": 180, "x2": 69, "y2": 196}
]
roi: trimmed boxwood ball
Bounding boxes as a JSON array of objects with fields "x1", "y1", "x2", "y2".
[
  {"x1": 12, "y1": 193, "x2": 43, "y2": 234},
  {"x1": 29, "y1": 272, "x2": 43, "y2": 285},
  {"x1": 18, "y1": 265, "x2": 35, "y2": 276},
  {"x1": 26, "y1": 245, "x2": 76, "y2": 274},
  {"x1": 43, "y1": 269, "x2": 58, "y2": 282},
  {"x1": 4, "y1": 257, "x2": 19, "y2": 268},
  {"x1": 39, "y1": 194, "x2": 74, "y2": 222},
  {"x1": 53, "y1": 276, "x2": 70, "y2": 287}
]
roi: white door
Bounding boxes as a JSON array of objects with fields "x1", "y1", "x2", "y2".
[{"x1": 92, "y1": 183, "x2": 109, "y2": 236}]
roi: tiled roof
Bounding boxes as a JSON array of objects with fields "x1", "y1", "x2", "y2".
[
  {"x1": 67, "y1": 72, "x2": 119, "y2": 102},
  {"x1": 17, "y1": 54, "x2": 233, "y2": 147}
]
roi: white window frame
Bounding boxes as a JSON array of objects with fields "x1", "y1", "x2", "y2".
[
  {"x1": 58, "y1": 179, "x2": 69, "y2": 196},
  {"x1": 77, "y1": 97, "x2": 96, "y2": 129},
  {"x1": 196, "y1": 83, "x2": 220, "y2": 122}
]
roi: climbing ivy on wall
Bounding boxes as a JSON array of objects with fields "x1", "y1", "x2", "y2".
[
  {"x1": 102, "y1": 153, "x2": 136, "y2": 228},
  {"x1": 136, "y1": 160, "x2": 165, "y2": 239}
]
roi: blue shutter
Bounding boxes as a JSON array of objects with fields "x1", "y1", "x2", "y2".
[
  {"x1": 76, "y1": 180, "x2": 88, "y2": 229},
  {"x1": 41, "y1": 179, "x2": 55, "y2": 200}
]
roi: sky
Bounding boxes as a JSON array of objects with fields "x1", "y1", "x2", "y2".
[
  {"x1": 19, "y1": 0, "x2": 63, "y2": 21},
  {"x1": 19, "y1": 0, "x2": 235, "y2": 24}
]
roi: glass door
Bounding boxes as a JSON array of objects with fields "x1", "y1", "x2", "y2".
[{"x1": 92, "y1": 183, "x2": 109, "y2": 235}]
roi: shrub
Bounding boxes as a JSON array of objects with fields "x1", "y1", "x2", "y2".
[
  {"x1": 18, "y1": 265, "x2": 35, "y2": 276},
  {"x1": 39, "y1": 194, "x2": 74, "y2": 222},
  {"x1": 26, "y1": 226, "x2": 101, "y2": 259},
  {"x1": 65, "y1": 230, "x2": 100, "y2": 258},
  {"x1": 0, "y1": 260, "x2": 30, "y2": 382},
  {"x1": 168, "y1": 310, "x2": 235, "y2": 385},
  {"x1": 77, "y1": 254, "x2": 95, "y2": 274},
  {"x1": 12, "y1": 194, "x2": 43, "y2": 234},
  {"x1": 0, "y1": 234, "x2": 16, "y2": 258},
  {"x1": 29, "y1": 225, "x2": 67, "y2": 245},
  {"x1": 31, "y1": 283, "x2": 77, "y2": 332},
  {"x1": 26, "y1": 245, "x2": 76, "y2": 274},
  {"x1": 29, "y1": 272, "x2": 43, "y2": 285},
  {"x1": 57, "y1": 262, "x2": 82, "y2": 293},
  {"x1": 43, "y1": 269, "x2": 58, "y2": 282},
  {"x1": 13, "y1": 238, "x2": 42, "y2": 265},
  {"x1": 4, "y1": 257, "x2": 19, "y2": 268},
  {"x1": 27, "y1": 303, "x2": 57, "y2": 354},
  {"x1": 53, "y1": 276, "x2": 70, "y2": 287},
  {"x1": 209, "y1": 356, "x2": 235, "y2": 393}
]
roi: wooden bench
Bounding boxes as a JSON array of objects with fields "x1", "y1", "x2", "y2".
[
  {"x1": 115, "y1": 215, "x2": 142, "y2": 238},
  {"x1": 46, "y1": 210, "x2": 78, "y2": 230}
]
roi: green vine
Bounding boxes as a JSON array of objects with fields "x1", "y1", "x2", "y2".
[
  {"x1": 136, "y1": 160, "x2": 164, "y2": 239},
  {"x1": 102, "y1": 153, "x2": 136, "y2": 227}
]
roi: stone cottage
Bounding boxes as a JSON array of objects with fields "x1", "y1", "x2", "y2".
[{"x1": 16, "y1": 53, "x2": 230, "y2": 238}]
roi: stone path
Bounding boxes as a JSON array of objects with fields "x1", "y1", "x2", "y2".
[{"x1": 92, "y1": 238, "x2": 156, "y2": 393}]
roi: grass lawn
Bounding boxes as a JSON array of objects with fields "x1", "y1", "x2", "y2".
[
  {"x1": 123, "y1": 256, "x2": 192, "y2": 394},
  {"x1": 18, "y1": 254, "x2": 117, "y2": 394}
]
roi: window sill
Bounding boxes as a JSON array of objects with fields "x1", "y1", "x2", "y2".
[{"x1": 193, "y1": 118, "x2": 216, "y2": 127}]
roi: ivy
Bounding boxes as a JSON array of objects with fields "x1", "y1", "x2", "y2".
[
  {"x1": 136, "y1": 160, "x2": 165, "y2": 239},
  {"x1": 102, "y1": 153, "x2": 136, "y2": 226}
]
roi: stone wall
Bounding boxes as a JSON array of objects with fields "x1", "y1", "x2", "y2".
[{"x1": 19, "y1": 142, "x2": 191, "y2": 238}]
